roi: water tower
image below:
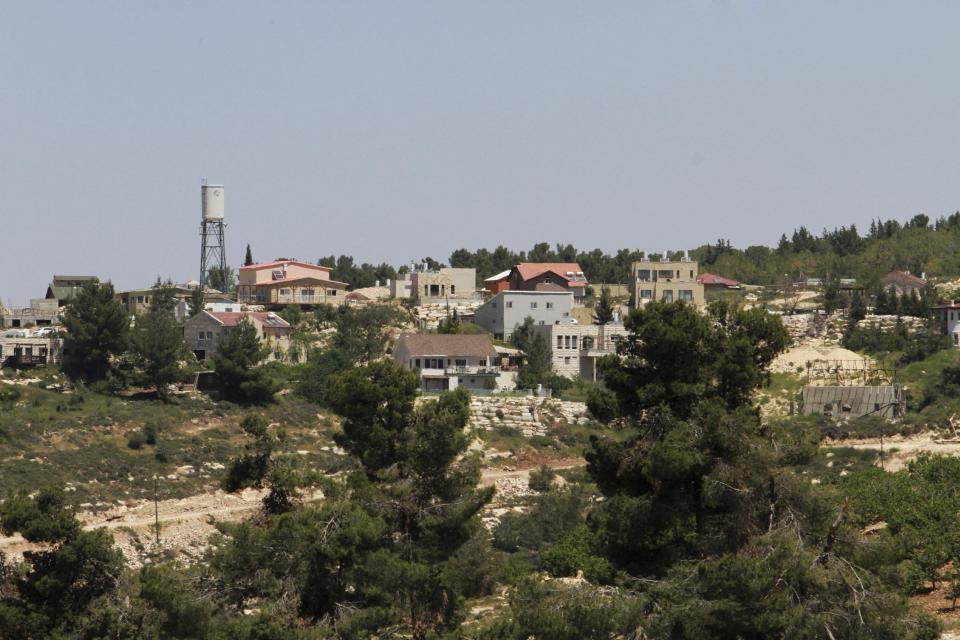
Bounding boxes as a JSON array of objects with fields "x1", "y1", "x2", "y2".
[{"x1": 199, "y1": 182, "x2": 226, "y2": 288}]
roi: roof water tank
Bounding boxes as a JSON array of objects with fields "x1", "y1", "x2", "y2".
[{"x1": 201, "y1": 184, "x2": 225, "y2": 220}]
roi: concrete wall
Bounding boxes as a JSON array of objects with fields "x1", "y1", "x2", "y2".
[{"x1": 474, "y1": 291, "x2": 574, "y2": 340}]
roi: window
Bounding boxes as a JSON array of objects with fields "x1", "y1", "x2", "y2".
[
  {"x1": 543, "y1": 277, "x2": 552, "y2": 284},
  {"x1": 546, "y1": 302, "x2": 554, "y2": 309},
  {"x1": 564, "y1": 357, "x2": 571, "y2": 365},
  {"x1": 198, "y1": 332, "x2": 205, "y2": 340},
  {"x1": 415, "y1": 358, "x2": 421, "y2": 368},
  {"x1": 678, "y1": 290, "x2": 693, "y2": 301},
  {"x1": 206, "y1": 331, "x2": 213, "y2": 340},
  {"x1": 640, "y1": 289, "x2": 653, "y2": 299},
  {"x1": 450, "y1": 285, "x2": 456, "y2": 294},
  {"x1": 279, "y1": 288, "x2": 291, "y2": 296},
  {"x1": 506, "y1": 301, "x2": 513, "y2": 308},
  {"x1": 557, "y1": 336, "x2": 563, "y2": 349},
  {"x1": 562, "y1": 312, "x2": 569, "y2": 317},
  {"x1": 271, "y1": 270, "x2": 284, "y2": 280},
  {"x1": 301, "y1": 288, "x2": 315, "y2": 299},
  {"x1": 572, "y1": 336, "x2": 578, "y2": 349},
  {"x1": 662, "y1": 290, "x2": 674, "y2": 302},
  {"x1": 530, "y1": 302, "x2": 538, "y2": 309},
  {"x1": 455, "y1": 359, "x2": 467, "y2": 367},
  {"x1": 564, "y1": 336, "x2": 571, "y2": 349},
  {"x1": 327, "y1": 289, "x2": 338, "y2": 296}
]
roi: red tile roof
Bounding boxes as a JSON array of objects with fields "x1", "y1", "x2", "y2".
[
  {"x1": 698, "y1": 272, "x2": 740, "y2": 286},
  {"x1": 239, "y1": 259, "x2": 331, "y2": 272},
  {"x1": 514, "y1": 263, "x2": 587, "y2": 287}
]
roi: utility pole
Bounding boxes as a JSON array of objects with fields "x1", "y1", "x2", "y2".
[{"x1": 153, "y1": 475, "x2": 160, "y2": 544}]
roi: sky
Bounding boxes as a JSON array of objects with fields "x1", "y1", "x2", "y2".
[{"x1": 2, "y1": 1, "x2": 959, "y2": 305}]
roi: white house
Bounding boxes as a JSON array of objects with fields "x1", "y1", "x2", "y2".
[{"x1": 392, "y1": 333, "x2": 501, "y2": 391}]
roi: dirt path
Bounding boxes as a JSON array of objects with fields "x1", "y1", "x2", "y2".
[
  {"x1": 0, "y1": 458, "x2": 587, "y2": 567},
  {"x1": 828, "y1": 432, "x2": 960, "y2": 472}
]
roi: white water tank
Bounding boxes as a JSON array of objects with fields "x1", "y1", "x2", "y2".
[{"x1": 201, "y1": 184, "x2": 225, "y2": 220}]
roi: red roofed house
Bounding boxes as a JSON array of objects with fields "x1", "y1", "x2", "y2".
[
  {"x1": 484, "y1": 263, "x2": 588, "y2": 302},
  {"x1": 184, "y1": 310, "x2": 295, "y2": 363},
  {"x1": 237, "y1": 260, "x2": 349, "y2": 309},
  {"x1": 698, "y1": 272, "x2": 741, "y2": 299}
]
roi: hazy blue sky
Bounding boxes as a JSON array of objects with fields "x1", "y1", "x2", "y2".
[{"x1": 2, "y1": 1, "x2": 959, "y2": 305}]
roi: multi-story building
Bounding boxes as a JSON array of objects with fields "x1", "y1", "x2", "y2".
[
  {"x1": 392, "y1": 333, "x2": 501, "y2": 391},
  {"x1": 484, "y1": 263, "x2": 588, "y2": 303},
  {"x1": 410, "y1": 268, "x2": 478, "y2": 302},
  {"x1": 184, "y1": 310, "x2": 294, "y2": 363},
  {"x1": 237, "y1": 260, "x2": 348, "y2": 309},
  {"x1": 474, "y1": 291, "x2": 574, "y2": 341},
  {"x1": 629, "y1": 257, "x2": 705, "y2": 307},
  {"x1": 534, "y1": 322, "x2": 629, "y2": 381}
]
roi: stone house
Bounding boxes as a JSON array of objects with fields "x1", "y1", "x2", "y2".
[
  {"x1": 630, "y1": 257, "x2": 705, "y2": 307},
  {"x1": 410, "y1": 268, "x2": 478, "y2": 302},
  {"x1": 534, "y1": 322, "x2": 629, "y2": 381},
  {"x1": 184, "y1": 311, "x2": 294, "y2": 363}
]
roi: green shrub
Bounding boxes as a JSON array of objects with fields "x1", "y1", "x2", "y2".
[
  {"x1": 528, "y1": 465, "x2": 556, "y2": 493},
  {"x1": 127, "y1": 431, "x2": 146, "y2": 450},
  {"x1": 540, "y1": 526, "x2": 614, "y2": 583}
]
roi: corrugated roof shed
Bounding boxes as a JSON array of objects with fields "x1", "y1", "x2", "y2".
[{"x1": 801, "y1": 385, "x2": 902, "y2": 418}]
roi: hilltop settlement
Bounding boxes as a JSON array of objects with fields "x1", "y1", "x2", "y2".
[{"x1": 7, "y1": 204, "x2": 960, "y2": 638}]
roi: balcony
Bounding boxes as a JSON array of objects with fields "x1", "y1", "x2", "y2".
[{"x1": 444, "y1": 365, "x2": 501, "y2": 376}]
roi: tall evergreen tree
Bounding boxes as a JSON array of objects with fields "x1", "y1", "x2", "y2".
[
  {"x1": 594, "y1": 287, "x2": 615, "y2": 324},
  {"x1": 130, "y1": 280, "x2": 186, "y2": 399},
  {"x1": 211, "y1": 318, "x2": 277, "y2": 404},
  {"x1": 187, "y1": 286, "x2": 205, "y2": 318},
  {"x1": 61, "y1": 282, "x2": 129, "y2": 381},
  {"x1": 243, "y1": 244, "x2": 254, "y2": 266}
]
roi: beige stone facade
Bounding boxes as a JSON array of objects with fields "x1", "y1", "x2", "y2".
[
  {"x1": 411, "y1": 268, "x2": 478, "y2": 302},
  {"x1": 629, "y1": 258, "x2": 705, "y2": 307},
  {"x1": 534, "y1": 322, "x2": 629, "y2": 380},
  {"x1": 184, "y1": 311, "x2": 296, "y2": 363}
]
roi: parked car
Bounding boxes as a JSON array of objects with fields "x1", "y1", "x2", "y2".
[{"x1": 33, "y1": 327, "x2": 57, "y2": 337}]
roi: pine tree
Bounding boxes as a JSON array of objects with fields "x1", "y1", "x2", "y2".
[
  {"x1": 61, "y1": 282, "x2": 130, "y2": 381},
  {"x1": 243, "y1": 244, "x2": 254, "y2": 266},
  {"x1": 211, "y1": 318, "x2": 277, "y2": 404},
  {"x1": 187, "y1": 286, "x2": 205, "y2": 318},
  {"x1": 130, "y1": 304, "x2": 185, "y2": 399},
  {"x1": 594, "y1": 287, "x2": 615, "y2": 324}
]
